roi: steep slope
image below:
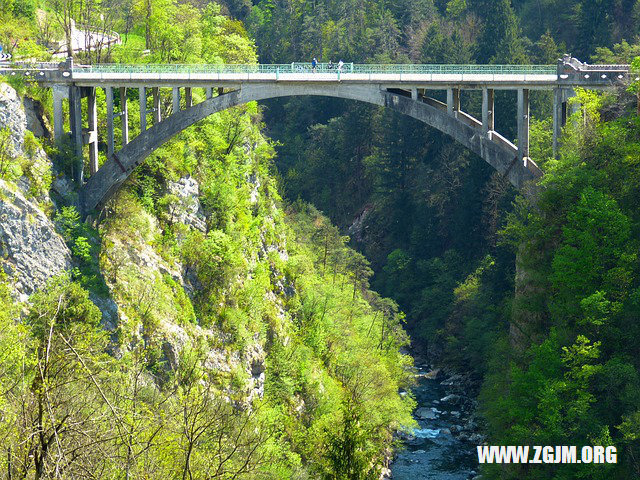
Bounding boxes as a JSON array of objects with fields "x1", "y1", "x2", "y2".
[{"x1": 0, "y1": 20, "x2": 415, "y2": 478}]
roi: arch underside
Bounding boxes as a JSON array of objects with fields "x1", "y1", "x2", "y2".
[{"x1": 80, "y1": 83, "x2": 542, "y2": 214}]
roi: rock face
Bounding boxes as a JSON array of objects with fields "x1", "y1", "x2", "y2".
[
  {"x1": 0, "y1": 83, "x2": 56, "y2": 205},
  {"x1": 0, "y1": 83, "x2": 28, "y2": 157},
  {"x1": 0, "y1": 180, "x2": 72, "y2": 301},
  {"x1": 23, "y1": 97, "x2": 49, "y2": 139},
  {"x1": 165, "y1": 176, "x2": 206, "y2": 232}
]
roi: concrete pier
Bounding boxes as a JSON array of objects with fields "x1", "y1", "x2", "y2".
[
  {"x1": 172, "y1": 87, "x2": 180, "y2": 113},
  {"x1": 517, "y1": 88, "x2": 530, "y2": 163},
  {"x1": 69, "y1": 85, "x2": 83, "y2": 183},
  {"x1": 152, "y1": 87, "x2": 161, "y2": 124},
  {"x1": 120, "y1": 87, "x2": 129, "y2": 145},
  {"x1": 140, "y1": 86, "x2": 147, "y2": 132},
  {"x1": 105, "y1": 87, "x2": 115, "y2": 159},
  {"x1": 87, "y1": 87, "x2": 98, "y2": 175},
  {"x1": 52, "y1": 85, "x2": 67, "y2": 142},
  {"x1": 482, "y1": 88, "x2": 494, "y2": 134}
]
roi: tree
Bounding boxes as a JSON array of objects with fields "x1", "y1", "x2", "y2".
[
  {"x1": 11, "y1": 276, "x2": 118, "y2": 478},
  {"x1": 470, "y1": 0, "x2": 527, "y2": 64}
]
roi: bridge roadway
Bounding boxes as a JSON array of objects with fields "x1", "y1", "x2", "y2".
[
  {"x1": 10, "y1": 61, "x2": 633, "y2": 89},
  {"x1": 0, "y1": 57, "x2": 632, "y2": 215}
]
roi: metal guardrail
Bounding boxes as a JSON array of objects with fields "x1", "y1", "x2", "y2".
[
  {"x1": 73, "y1": 63, "x2": 558, "y2": 75},
  {"x1": 1, "y1": 61, "x2": 61, "y2": 70},
  {"x1": 577, "y1": 64, "x2": 630, "y2": 71}
]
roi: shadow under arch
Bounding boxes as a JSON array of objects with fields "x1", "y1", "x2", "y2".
[{"x1": 80, "y1": 83, "x2": 542, "y2": 214}]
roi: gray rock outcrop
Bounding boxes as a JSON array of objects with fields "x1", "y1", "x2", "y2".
[
  {"x1": 0, "y1": 83, "x2": 28, "y2": 157},
  {"x1": 23, "y1": 97, "x2": 50, "y2": 139},
  {"x1": 0, "y1": 180, "x2": 72, "y2": 301},
  {"x1": 0, "y1": 83, "x2": 57, "y2": 204},
  {"x1": 165, "y1": 176, "x2": 206, "y2": 232}
]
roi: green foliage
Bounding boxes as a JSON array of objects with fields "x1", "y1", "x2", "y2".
[
  {"x1": 471, "y1": 0, "x2": 528, "y2": 64},
  {"x1": 112, "y1": 0, "x2": 256, "y2": 64},
  {"x1": 55, "y1": 206, "x2": 107, "y2": 293},
  {"x1": 478, "y1": 75, "x2": 640, "y2": 479},
  {"x1": 0, "y1": 126, "x2": 23, "y2": 182}
]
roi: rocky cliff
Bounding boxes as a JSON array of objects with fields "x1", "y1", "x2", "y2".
[
  {"x1": 0, "y1": 82, "x2": 269, "y2": 401},
  {"x1": 0, "y1": 83, "x2": 72, "y2": 301}
]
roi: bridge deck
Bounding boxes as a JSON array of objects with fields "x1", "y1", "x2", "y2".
[{"x1": 2, "y1": 62, "x2": 632, "y2": 89}]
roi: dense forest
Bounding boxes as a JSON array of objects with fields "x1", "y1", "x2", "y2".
[
  {"x1": 239, "y1": 0, "x2": 640, "y2": 478},
  {"x1": 0, "y1": 0, "x2": 640, "y2": 479}
]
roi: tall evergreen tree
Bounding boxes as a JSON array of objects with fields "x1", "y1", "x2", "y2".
[{"x1": 471, "y1": 0, "x2": 528, "y2": 64}]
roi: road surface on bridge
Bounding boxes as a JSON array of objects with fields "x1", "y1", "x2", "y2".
[{"x1": 3, "y1": 61, "x2": 633, "y2": 90}]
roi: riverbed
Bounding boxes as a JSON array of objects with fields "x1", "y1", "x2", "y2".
[{"x1": 390, "y1": 362, "x2": 480, "y2": 479}]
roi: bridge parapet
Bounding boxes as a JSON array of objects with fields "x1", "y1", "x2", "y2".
[{"x1": 557, "y1": 55, "x2": 632, "y2": 87}]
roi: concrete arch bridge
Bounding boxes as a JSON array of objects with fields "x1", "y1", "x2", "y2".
[{"x1": 0, "y1": 57, "x2": 631, "y2": 215}]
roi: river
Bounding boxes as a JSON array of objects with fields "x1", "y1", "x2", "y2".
[{"x1": 390, "y1": 360, "x2": 480, "y2": 479}]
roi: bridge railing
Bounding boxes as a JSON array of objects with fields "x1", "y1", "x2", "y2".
[
  {"x1": 349, "y1": 64, "x2": 556, "y2": 74},
  {"x1": 575, "y1": 64, "x2": 630, "y2": 71},
  {"x1": 0, "y1": 61, "x2": 62, "y2": 70},
  {"x1": 72, "y1": 63, "x2": 558, "y2": 75}
]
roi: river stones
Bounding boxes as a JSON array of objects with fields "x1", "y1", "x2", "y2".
[
  {"x1": 440, "y1": 393, "x2": 463, "y2": 404},
  {"x1": 415, "y1": 407, "x2": 438, "y2": 420}
]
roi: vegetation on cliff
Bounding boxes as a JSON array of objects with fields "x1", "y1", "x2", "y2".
[{"x1": 0, "y1": 2, "x2": 415, "y2": 478}]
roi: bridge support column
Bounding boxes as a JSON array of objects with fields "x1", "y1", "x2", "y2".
[
  {"x1": 173, "y1": 87, "x2": 180, "y2": 113},
  {"x1": 69, "y1": 85, "x2": 83, "y2": 183},
  {"x1": 517, "y1": 88, "x2": 530, "y2": 164},
  {"x1": 552, "y1": 88, "x2": 563, "y2": 157},
  {"x1": 120, "y1": 87, "x2": 129, "y2": 145},
  {"x1": 552, "y1": 88, "x2": 577, "y2": 157},
  {"x1": 566, "y1": 89, "x2": 579, "y2": 117},
  {"x1": 52, "y1": 85, "x2": 67, "y2": 142},
  {"x1": 105, "y1": 87, "x2": 115, "y2": 159},
  {"x1": 152, "y1": 87, "x2": 161, "y2": 124},
  {"x1": 185, "y1": 87, "x2": 192, "y2": 108},
  {"x1": 206, "y1": 87, "x2": 213, "y2": 99},
  {"x1": 87, "y1": 88, "x2": 99, "y2": 175},
  {"x1": 140, "y1": 87, "x2": 147, "y2": 132},
  {"x1": 482, "y1": 88, "x2": 494, "y2": 134},
  {"x1": 411, "y1": 88, "x2": 418, "y2": 100},
  {"x1": 447, "y1": 88, "x2": 460, "y2": 115}
]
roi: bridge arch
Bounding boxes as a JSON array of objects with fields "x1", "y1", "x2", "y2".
[{"x1": 80, "y1": 84, "x2": 542, "y2": 214}]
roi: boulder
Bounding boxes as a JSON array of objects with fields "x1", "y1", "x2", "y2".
[
  {"x1": 440, "y1": 394, "x2": 462, "y2": 404},
  {"x1": 420, "y1": 368, "x2": 440, "y2": 379},
  {"x1": 415, "y1": 407, "x2": 437, "y2": 420}
]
